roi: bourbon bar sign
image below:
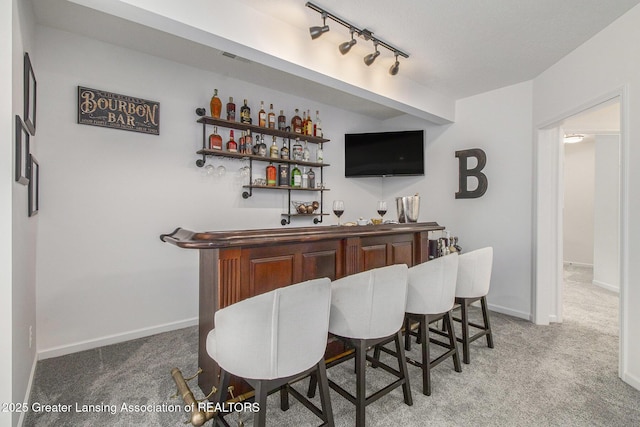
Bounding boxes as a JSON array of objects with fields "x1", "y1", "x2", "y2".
[{"x1": 77, "y1": 86, "x2": 160, "y2": 135}]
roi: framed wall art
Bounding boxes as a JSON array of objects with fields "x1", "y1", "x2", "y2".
[
  {"x1": 24, "y1": 52, "x2": 37, "y2": 135},
  {"x1": 15, "y1": 115, "x2": 30, "y2": 185},
  {"x1": 28, "y1": 154, "x2": 39, "y2": 217}
]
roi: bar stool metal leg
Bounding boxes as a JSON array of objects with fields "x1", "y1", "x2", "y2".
[{"x1": 481, "y1": 296, "x2": 494, "y2": 348}]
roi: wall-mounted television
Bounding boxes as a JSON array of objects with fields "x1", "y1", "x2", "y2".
[{"x1": 344, "y1": 130, "x2": 425, "y2": 177}]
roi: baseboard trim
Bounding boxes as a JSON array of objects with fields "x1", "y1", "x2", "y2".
[
  {"x1": 621, "y1": 371, "x2": 640, "y2": 391},
  {"x1": 17, "y1": 354, "x2": 38, "y2": 427},
  {"x1": 592, "y1": 279, "x2": 619, "y2": 293},
  {"x1": 38, "y1": 317, "x2": 198, "y2": 360},
  {"x1": 487, "y1": 303, "x2": 531, "y2": 321}
]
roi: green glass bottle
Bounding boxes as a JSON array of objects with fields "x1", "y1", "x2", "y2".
[{"x1": 291, "y1": 164, "x2": 302, "y2": 187}]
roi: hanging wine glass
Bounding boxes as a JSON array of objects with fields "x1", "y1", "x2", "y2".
[{"x1": 332, "y1": 200, "x2": 344, "y2": 226}]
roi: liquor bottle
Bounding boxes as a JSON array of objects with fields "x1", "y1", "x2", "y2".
[
  {"x1": 244, "y1": 130, "x2": 253, "y2": 155},
  {"x1": 238, "y1": 131, "x2": 246, "y2": 154},
  {"x1": 226, "y1": 97, "x2": 236, "y2": 121},
  {"x1": 278, "y1": 164, "x2": 289, "y2": 186},
  {"x1": 302, "y1": 111, "x2": 307, "y2": 135},
  {"x1": 280, "y1": 138, "x2": 289, "y2": 160},
  {"x1": 302, "y1": 141, "x2": 310, "y2": 162},
  {"x1": 258, "y1": 101, "x2": 266, "y2": 127},
  {"x1": 291, "y1": 109, "x2": 302, "y2": 134},
  {"x1": 306, "y1": 109, "x2": 313, "y2": 135},
  {"x1": 314, "y1": 110, "x2": 322, "y2": 137},
  {"x1": 208, "y1": 126, "x2": 222, "y2": 150},
  {"x1": 257, "y1": 134, "x2": 267, "y2": 157},
  {"x1": 291, "y1": 164, "x2": 302, "y2": 187},
  {"x1": 278, "y1": 110, "x2": 286, "y2": 131},
  {"x1": 266, "y1": 162, "x2": 277, "y2": 186},
  {"x1": 210, "y1": 89, "x2": 222, "y2": 118},
  {"x1": 301, "y1": 168, "x2": 308, "y2": 188},
  {"x1": 307, "y1": 168, "x2": 316, "y2": 189},
  {"x1": 316, "y1": 142, "x2": 324, "y2": 163},
  {"x1": 292, "y1": 137, "x2": 303, "y2": 161},
  {"x1": 240, "y1": 99, "x2": 251, "y2": 124},
  {"x1": 268, "y1": 104, "x2": 276, "y2": 129},
  {"x1": 269, "y1": 136, "x2": 279, "y2": 158},
  {"x1": 226, "y1": 130, "x2": 237, "y2": 152}
]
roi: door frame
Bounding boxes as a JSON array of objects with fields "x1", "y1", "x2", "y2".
[{"x1": 533, "y1": 87, "x2": 628, "y2": 380}]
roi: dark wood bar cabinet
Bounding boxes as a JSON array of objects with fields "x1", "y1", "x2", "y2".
[{"x1": 160, "y1": 222, "x2": 444, "y2": 397}]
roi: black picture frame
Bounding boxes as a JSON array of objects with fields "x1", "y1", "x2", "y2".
[
  {"x1": 24, "y1": 52, "x2": 37, "y2": 135},
  {"x1": 15, "y1": 115, "x2": 30, "y2": 185},
  {"x1": 28, "y1": 154, "x2": 39, "y2": 217}
]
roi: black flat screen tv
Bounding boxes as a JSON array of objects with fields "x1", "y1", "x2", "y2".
[{"x1": 344, "y1": 130, "x2": 424, "y2": 177}]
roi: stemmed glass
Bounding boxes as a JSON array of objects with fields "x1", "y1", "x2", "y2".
[
  {"x1": 332, "y1": 200, "x2": 344, "y2": 226},
  {"x1": 377, "y1": 201, "x2": 387, "y2": 221}
]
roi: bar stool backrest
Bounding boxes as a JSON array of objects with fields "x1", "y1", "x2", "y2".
[
  {"x1": 406, "y1": 253, "x2": 459, "y2": 315},
  {"x1": 210, "y1": 277, "x2": 331, "y2": 380},
  {"x1": 329, "y1": 264, "x2": 409, "y2": 340},
  {"x1": 455, "y1": 247, "x2": 493, "y2": 299}
]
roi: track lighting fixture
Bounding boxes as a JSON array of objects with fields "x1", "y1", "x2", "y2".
[
  {"x1": 309, "y1": 12, "x2": 330, "y2": 39},
  {"x1": 389, "y1": 53, "x2": 400, "y2": 75},
  {"x1": 364, "y1": 42, "x2": 380, "y2": 66},
  {"x1": 339, "y1": 28, "x2": 357, "y2": 55},
  {"x1": 306, "y1": 1, "x2": 409, "y2": 75}
]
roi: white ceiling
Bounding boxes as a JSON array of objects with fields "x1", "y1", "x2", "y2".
[{"x1": 30, "y1": 0, "x2": 640, "y2": 120}]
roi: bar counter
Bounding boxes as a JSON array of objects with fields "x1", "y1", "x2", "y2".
[{"x1": 160, "y1": 222, "x2": 444, "y2": 395}]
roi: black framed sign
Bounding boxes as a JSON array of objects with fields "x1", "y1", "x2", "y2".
[
  {"x1": 77, "y1": 86, "x2": 160, "y2": 135},
  {"x1": 24, "y1": 52, "x2": 37, "y2": 135},
  {"x1": 28, "y1": 154, "x2": 39, "y2": 217},
  {"x1": 15, "y1": 115, "x2": 30, "y2": 185}
]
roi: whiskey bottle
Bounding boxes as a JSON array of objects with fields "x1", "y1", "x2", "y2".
[
  {"x1": 268, "y1": 104, "x2": 276, "y2": 129},
  {"x1": 278, "y1": 110, "x2": 286, "y2": 131},
  {"x1": 302, "y1": 141, "x2": 311, "y2": 162},
  {"x1": 226, "y1": 130, "x2": 237, "y2": 152},
  {"x1": 292, "y1": 109, "x2": 302, "y2": 134},
  {"x1": 266, "y1": 162, "x2": 277, "y2": 186},
  {"x1": 280, "y1": 138, "x2": 290, "y2": 160},
  {"x1": 292, "y1": 137, "x2": 303, "y2": 161},
  {"x1": 302, "y1": 111, "x2": 307, "y2": 135},
  {"x1": 238, "y1": 131, "x2": 246, "y2": 154},
  {"x1": 291, "y1": 164, "x2": 302, "y2": 187},
  {"x1": 314, "y1": 110, "x2": 322, "y2": 137},
  {"x1": 240, "y1": 99, "x2": 251, "y2": 124},
  {"x1": 257, "y1": 134, "x2": 267, "y2": 157},
  {"x1": 210, "y1": 89, "x2": 222, "y2": 118},
  {"x1": 306, "y1": 109, "x2": 313, "y2": 135},
  {"x1": 269, "y1": 136, "x2": 279, "y2": 158},
  {"x1": 278, "y1": 164, "x2": 289, "y2": 186},
  {"x1": 208, "y1": 126, "x2": 222, "y2": 150},
  {"x1": 258, "y1": 101, "x2": 266, "y2": 127},
  {"x1": 244, "y1": 130, "x2": 253, "y2": 155},
  {"x1": 226, "y1": 97, "x2": 236, "y2": 121}
]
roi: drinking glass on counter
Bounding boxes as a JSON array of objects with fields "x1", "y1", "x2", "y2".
[
  {"x1": 377, "y1": 201, "x2": 387, "y2": 220},
  {"x1": 332, "y1": 200, "x2": 344, "y2": 226}
]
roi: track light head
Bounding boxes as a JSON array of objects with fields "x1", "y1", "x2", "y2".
[
  {"x1": 310, "y1": 13, "x2": 329, "y2": 39},
  {"x1": 339, "y1": 29, "x2": 357, "y2": 54},
  {"x1": 364, "y1": 43, "x2": 380, "y2": 66},
  {"x1": 389, "y1": 54, "x2": 400, "y2": 75}
]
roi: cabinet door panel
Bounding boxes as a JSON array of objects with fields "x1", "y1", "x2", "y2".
[
  {"x1": 302, "y1": 250, "x2": 338, "y2": 281},
  {"x1": 361, "y1": 244, "x2": 387, "y2": 271},
  {"x1": 249, "y1": 255, "x2": 295, "y2": 296},
  {"x1": 390, "y1": 241, "x2": 414, "y2": 267}
]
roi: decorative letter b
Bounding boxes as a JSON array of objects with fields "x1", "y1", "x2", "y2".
[{"x1": 455, "y1": 148, "x2": 488, "y2": 199}]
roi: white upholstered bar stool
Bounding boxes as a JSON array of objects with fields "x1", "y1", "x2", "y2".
[
  {"x1": 310, "y1": 264, "x2": 412, "y2": 427},
  {"x1": 452, "y1": 247, "x2": 494, "y2": 364},
  {"x1": 206, "y1": 278, "x2": 334, "y2": 427},
  {"x1": 399, "y1": 253, "x2": 461, "y2": 396}
]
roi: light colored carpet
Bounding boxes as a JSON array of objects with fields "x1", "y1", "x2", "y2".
[{"x1": 24, "y1": 265, "x2": 640, "y2": 426}]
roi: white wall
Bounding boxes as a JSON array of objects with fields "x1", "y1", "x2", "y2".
[
  {"x1": 533, "y1": 2, "x2": 640, "y2": 388},
  {"x1": 593, "y1": 135, "x2": 620, "y2": 292},
  {"x1": 11, "y1": 0, "x2": 38, "y2": 426},
  {"x1": 563, "y1": 139, "x2": 595, "y2": 266},
  {"x1": 1, "y1": 0, "x2": 14, "y2": 425}
]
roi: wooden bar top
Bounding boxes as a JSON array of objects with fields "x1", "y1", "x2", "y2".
[{"x1": 160, "y1": 222, "x2": 444, "y2": 249}]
